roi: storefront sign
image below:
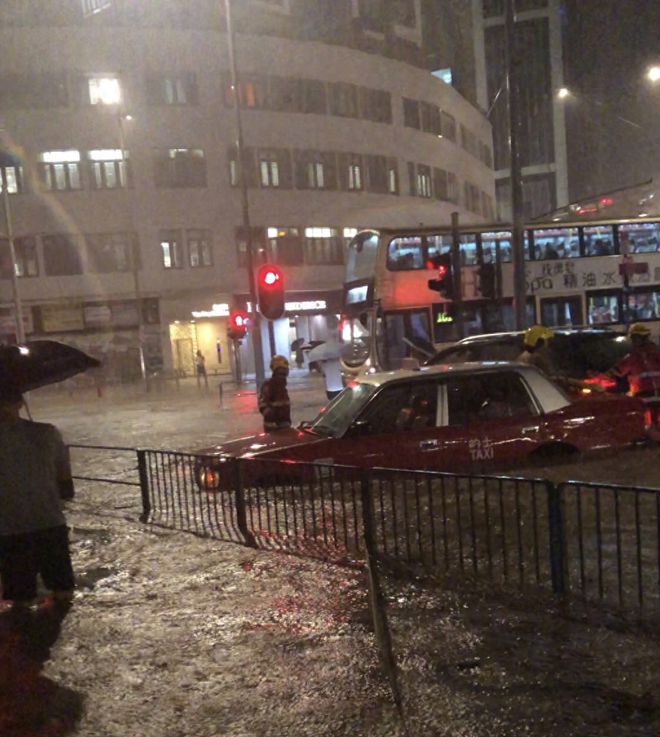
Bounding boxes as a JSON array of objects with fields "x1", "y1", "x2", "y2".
[
  {"x1": 285, "y1": 300, "x2": 327, "y2": 312},
  {"x1": 84, "y1": 304, "x2": 112, "y2": 328},
  {"x1": 41, "y1": 303, "x2": 84, "y2": 332},
  {"x1": 191, "y1": 303, "x2": 230, "y2": 318}
]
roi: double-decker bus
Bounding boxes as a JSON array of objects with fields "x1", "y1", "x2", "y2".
[{"x1": 341, "y1": 218, "x2": 660, "y2": 372}]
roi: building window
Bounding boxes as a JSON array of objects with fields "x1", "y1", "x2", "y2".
[
  {"x1": 260, "y1": 159, "x2": 280, "y2": 188},
  {"x1": 340, "y1": 154, "x2": 363, "y2": 191},
  {"x1": 187, "y1": 229, "x2": 213, "y2": 267},
  {"x1": 348, "y1": 163, "x2": 362, "y2": 191},
  {"x1": 0, "y1": 236, "x2": 38, "y2": 278},
  {"x1": 42, "y1": 234, "x2": 83, "y2": 275},
  {"x1": 392, "y1": 0, "x2": 416, "y2": 27},
  {"x1": 267, "y1": 227, "x2": 303, "y2": 265},
  {"x1": 402, "y1": 98, "x2": 420, "y2": 129},
  {"x1": 294, "y1": 150, "x2": 336, "y2": 190},
  {"x1": 329, "y1": 82, "x2": 359, "y2": 118},
  {"x1": 39, "y1": 151, "x2": 82, "y2": 191},
  {"x1": 227, "y1": 146, "x2": 258, "y2": 188},
  {"x1": 87, "y1": 76, "x2": 122, "y2": 106},
  {"x1": 0, "y1": 73, "x2": 68, "y2": 109},
  {"x1": 307, "y1": 161, "x2": 325, "y2": 189},
  {"x1": 416, "y1": 165, "x2": 432, "y2": 198},
  {"x1": 359, "y1": 87, "x2": 392, "y2": 123},
  {"x1": 154, "y1": 148, "x2": 207, "y2": 188},
  {"x1": 268, "y1": 76, "x2": 302, "y2": 112},
  {"x1": 82, "y1": 0, "x2": 112, "y2": 16},
  {"x1": 86, "y1": 232, "x2": 136, "y2": 273},
  {"x1": 224, "y1": 74, "x2": 267, "y2": 109},
  {"x1": 303, "y1": 227, "x2": 344, "y2": 265},
  {"x1": 146, "y1": 73, "x2": 198, "y2": 105},
  {"x1": 88, "y1": 149, "x2": 130, "y2": 189},
  {"x1": 159, "y1": 231, "x2": 183, "y2": 269},
  {"x1": 420, "y1": 102, "x2": 441, "y2": 135},
  {"x1": 235, "y1": 226, "x2": 267, "y2": 268},
  {"x1": 433, "y1": 168, "x2": 448, "y2": 201},
  {"x1": 388, "y1": 162, "x2": 399, "y2": 194},
  {"x1": 258, "y1": 149, "x2": 292, "y2": 188},
  {"x1": 0, "y1": 165, "x2": 27, "y2": 194},
  {"x1": 440, "y1": 111, "x2": 457, "y2": 141},
  {"x1": 302, "y1": 79, "x2": 327, "y2": 114}
]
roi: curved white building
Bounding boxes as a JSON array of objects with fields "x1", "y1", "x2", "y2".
[{"x1": 0, "y1": 0, "x2": 495, "y2": 379}]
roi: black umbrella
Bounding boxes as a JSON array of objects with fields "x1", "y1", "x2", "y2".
[{"x1": 0, "y1": 340, "x2": 101, "y2": 394}]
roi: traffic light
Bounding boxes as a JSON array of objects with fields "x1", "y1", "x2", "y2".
[
  {"x1": 257, "y1": 264, "x2": 285, "y2": 320},
  {"x1": 478, "y1": 262, "x2": 496, "y2": 299},
  {"x1": 227, "y1": 310, "x2": 248, "y2": 341},
  {"x1": 427, "y1": 253, "x2": 454, "y2": 299}
]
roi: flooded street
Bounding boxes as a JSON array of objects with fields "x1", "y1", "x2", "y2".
[{"x1": 4, "y1": 377, "x2": 660, "y2": 736}]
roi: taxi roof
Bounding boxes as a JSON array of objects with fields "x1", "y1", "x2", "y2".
[{"x1": 355, "y1": 361, "x2": 536, "y2": 388}]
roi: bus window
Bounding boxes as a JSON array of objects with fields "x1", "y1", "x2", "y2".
[
  {"x1": 587, "y1": 292, "x2": 621, "y2": 325},
  {"x1": 618, "y1": 222, "x2": 660, "y2": 254},
  {"x1": 482, "y1": 231, "x2": 512, "y2": 263},
  {"x1": 425, "y1": 234, "x2": 478, "y2": 265},
  {"x1": 341, "y1": 314, "x2": 371, "y2": 368},
  {"x1": 387, "y1": 236, "x2": 425, "y2": 270},
  {"x1": 383, "y1": 309, "x2": 432, "y2": 368},
  {"x1": 583, "y1": 225, "x2": 615, "y2": 256},
  {"x1": 533, "y1": 227, "x2": 579, "y2": 260},
  {"x1": 540, "y1": 296, "x2": 583, "y2": 327},
  {"x1": 426, "y1": 234, "x2": 450, "y2": 261},
  {"x1": 625, "y1": 289, "x2": 660, "y2": 321},
  {"x1": 346, "y1": 231, "x2": 378, "y2": 281}
]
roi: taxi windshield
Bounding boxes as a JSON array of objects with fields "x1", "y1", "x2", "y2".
[{"x1": 309, "y1": 382, "x2": 378, "y2": 438}]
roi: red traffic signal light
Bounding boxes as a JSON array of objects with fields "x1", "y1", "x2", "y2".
[
  {"x1": 427, "y1": 253, "x2": 454, "y2": 299},
  {"x1": 228, "y1": 310, "x2": 248, "y2": 341},
  {"x1": 257, "y1": 264, "x2": 285, "y2": 320}
]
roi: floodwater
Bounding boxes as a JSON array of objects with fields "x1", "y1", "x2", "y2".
[{"x1": 1, "y1": 378, "x2": 658, "y2": 736}]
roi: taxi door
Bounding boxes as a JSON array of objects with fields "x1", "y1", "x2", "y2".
[
  {"x1": 332, "y1": 379, "x2": 445, "y2": 470},
  {"x1": 424, "y1": 371, "x2": 547, "y2": 471}
]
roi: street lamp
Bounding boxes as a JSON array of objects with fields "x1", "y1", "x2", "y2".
[{"x1": 646, "y1": 65, "x2": 660, "y2": 83}]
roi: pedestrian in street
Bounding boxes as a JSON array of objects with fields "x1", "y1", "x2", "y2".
[
  {"x1": 608, "y1": 323, "x2": 660, "y2": 399},
  {"x1": 307, "y1": 316, "x2": 344, "y2": 401},
  {"x1": 517, "y1": 325, "x2": 557, "y2": 377},
  {"x1": 258, "y1": 355, "x2": 291, "y2": 431},
  {"x1": 0, "y1": 382, "x2": 75, "y2": 610},
  {"x1": 195, "y1": 349, "x2": 208, "y2": 389}
]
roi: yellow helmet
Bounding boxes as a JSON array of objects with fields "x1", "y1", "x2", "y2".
[
  {"x1": 523, "y1": 325, "x2": 554, "y2": 349},
  {"x1": 628, "y1": 322, "x2": 651, "y2": 338},
  {"x1": 270, "y1": 354, "x2": 289, "y2": 371}
]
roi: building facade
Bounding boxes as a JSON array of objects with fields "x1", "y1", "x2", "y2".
[
  {"x1": 472, "y1": 0, "x2": 568, "y2": 220},
  {"x1": 0, "y1": 0, "x2": 495, "y2": 380}
]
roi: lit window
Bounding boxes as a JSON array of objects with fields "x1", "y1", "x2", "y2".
[
  {"x1": 260, "y1": 159, "x2": 280, "y2": 188},
  {"x1": 0, "y1": 166, "x2": 26, "y2": 194},
  {"x1": 39, "y1": 151, "x2": 82, "y2": 191},
  {"x1": 306, "y1": 161, "x2": 325, "y2": 189},
  {"x1": 82, "y1": 0, "x2": 111, "y2": 17},
  {"x1": 160, "y1": 231, "x2": 183, "y2": 269},
  {"x1": 88, "y1": 77, "x2": 121, "y2": 106},
  {"x1": 348, "y1": 164, "x2": 362, "y2": 190},
  {"x1": 187, "y1": 229, "x2": 213, "y2": 267},
  {"x1": 87, "y1": 149, "x2": 130, "y2": 189}
]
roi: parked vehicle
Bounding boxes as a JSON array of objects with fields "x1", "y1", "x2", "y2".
[
  {"x1": 425, "y1": 327, "x2": 632, "y2": 393},
  {"x1": 195, "y1": 362, "x2": 652, "y2": 491}
]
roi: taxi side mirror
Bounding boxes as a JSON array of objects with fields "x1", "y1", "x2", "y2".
[{"x1": 345, "y1": 419, "x2": 372, "y2": 438}]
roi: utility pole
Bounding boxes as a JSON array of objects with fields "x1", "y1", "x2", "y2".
[
  {"x1": 450, "y1": 211, "x2": 464, "y2": 340},
  {"x1": 505, "y1": 0, "x2": 528, "y2": 330},
  {"x1": 0, "y1": 135, "x2": 26, "y2": 343},
  {"x1": 224, "y1": 0, "x2": 266, "y2": 388}
]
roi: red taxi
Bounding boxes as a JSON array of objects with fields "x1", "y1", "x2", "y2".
[{"x1": 196, "y1": 363, "x2": 652, "y2": 491}]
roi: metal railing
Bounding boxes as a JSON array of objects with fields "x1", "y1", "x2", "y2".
[{"x1": 70, "y1": 446, "x2": 660, "y2": 619}]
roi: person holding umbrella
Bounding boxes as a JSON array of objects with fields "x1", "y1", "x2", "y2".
[
  {"x1": 0, "y1": 381, "x2": 75, "y2": 610},
  {"x1": 307, "y1": 316, "x2": 344, "y2": 401}
]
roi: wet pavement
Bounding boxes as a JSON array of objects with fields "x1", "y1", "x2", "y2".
[{"x1": 2, "y1": 376, "x2": 659, "y2": 736}]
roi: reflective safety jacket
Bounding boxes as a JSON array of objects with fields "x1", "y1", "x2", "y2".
[
  {"x1": 258, "y1": 378, "x2": 291, "y2": 431},
  {"x1": 613, "y1": 343, "x2": 660, "y2": 398}
]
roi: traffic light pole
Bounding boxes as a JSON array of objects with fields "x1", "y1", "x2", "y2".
[
  {"x1": 505, "y1": 0, "x2": 528, "y2": 331},
  {"x1": 224, "y1": 0, "x2": 266, "y2": 389},
  {"x1": 450, "y1": 211, "x2": 464, "y2": 340}
]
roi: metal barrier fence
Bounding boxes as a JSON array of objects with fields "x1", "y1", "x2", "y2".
[{"x1": 70, "y1": 446, "x2": 660, "y2": 618}]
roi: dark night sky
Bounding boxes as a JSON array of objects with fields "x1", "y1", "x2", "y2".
[{"x1": 563, "y1": 0, "x2": 660, "y2": 198}]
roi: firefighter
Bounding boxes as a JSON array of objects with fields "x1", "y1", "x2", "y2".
[
  {"x1": 517, "y1": 325, "x2": 556, "y2": 377},
  {"x1": 609, "y1": 323, "x2": 660, "y2": 400},
  {"x1": 258, "y1": 355, "x2": 292, "y2": 431}
]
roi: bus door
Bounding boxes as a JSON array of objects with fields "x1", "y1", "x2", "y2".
[
  {"x1": 380, "y1": 308, "x2": 433, "y2": 369},
  {"x1": 539, "y1": 295, "x2": 583, "y2": 327}
]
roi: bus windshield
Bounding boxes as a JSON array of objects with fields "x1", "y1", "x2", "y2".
[{"x1": 345, "y1": 231, "x2": 378, "y2": 282}]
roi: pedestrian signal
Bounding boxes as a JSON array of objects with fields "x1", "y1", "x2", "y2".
[
  {"x1": 227, "y1": 310, "x2": 248, "y2": 341},
  {"x1": 257, "y1": 264, "x2": 285, "y2": 320},
  {"x1": 427, "y1": 253, "x2": 454, "y2": 299}
]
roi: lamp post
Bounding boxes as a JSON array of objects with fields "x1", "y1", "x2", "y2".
[
  {"x1": 223, "y1": 0, "x2": 266, "y2": 388},
  {"x1": 0, "y1": 134, "x2": 26, "y2": 343}
]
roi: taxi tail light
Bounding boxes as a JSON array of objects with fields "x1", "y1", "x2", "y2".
[{"x1": 643, "y1": 408, "x2": 653, "y2": 430}]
